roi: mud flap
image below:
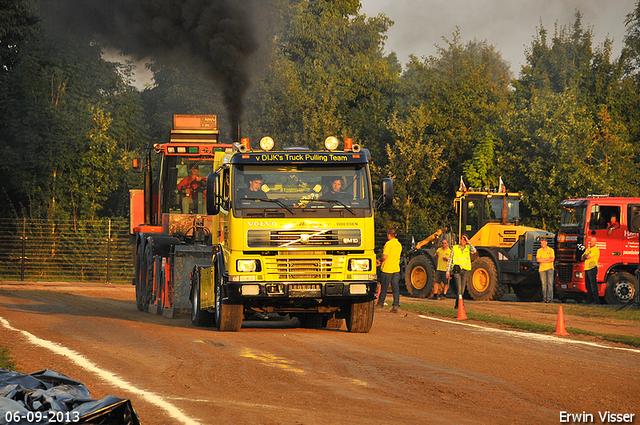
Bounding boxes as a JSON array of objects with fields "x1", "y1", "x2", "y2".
[{"x1": 172, "y1": 245, "x2": 214, "y2": 310}]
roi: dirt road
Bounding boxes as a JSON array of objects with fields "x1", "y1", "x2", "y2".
[{"x1": 0, "y1": 281, "x2": 638, "y2": 425}]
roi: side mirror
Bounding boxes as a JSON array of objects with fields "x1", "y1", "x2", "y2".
[
  {"x1": 206, "y1": 173, "x2": 220, "y2": 215},
  {"x1": 381, "y1": 178, "x2": 393, "y2": 208},
  {"x1": 132, "y1": 158, "x2": 143, "y2": 173},
  {"x1": 628, "y1": 204, "x2": 640, "y2": 233}
]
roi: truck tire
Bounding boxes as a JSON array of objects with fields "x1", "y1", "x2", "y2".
[
  {"x1": 346, "y1": 299, "x2": 374, "y2": 333},
  {"x1": 513, "y1": 284, "x2": 543, "y2": 302},
  {"x1": 190, "y1": 270, "x2": 215, "y2": 327},
  {"x1": 469, "y1": 257, "x2": 506, "y2": 301},
  {"x1": 136, "y1": 244, "x2": 153, "y2": 312},
  {"x1": 214, "y1": 272, "x2": 242, "y2": 332},
  {"x1": 404, "y1": 256, "x2": 435, "y2": 298},
  {"x1": 605, "y1": 272, "x2": 636, "y2": 305}
]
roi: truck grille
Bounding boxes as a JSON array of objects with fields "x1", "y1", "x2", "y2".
[
  {"x1": 263, "y1": 256, "x2": 345, "y2": 280},
  {"x1": 557, "y1": 264, "x2": 573, "y2": 283},
  {"x1": 556, "y1": 242, "x2": 578, "y2": 261},
  {"x1": 247, "y1": 229, "x2": 361, "y2": 248}
]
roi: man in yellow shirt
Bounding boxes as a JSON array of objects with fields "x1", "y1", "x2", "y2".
[
  {"x1": 376, "y1": 229, "x2": 403, "y2": 313},
  {"x1": 433, "y1": 239, "x2": 451, "y2": 300},
  {"x1": 582, "y1": 236, "x2": 600, "y2": 304},
  {"x1": 536, "y1": 238, "x2": 555, "y2": 303}
]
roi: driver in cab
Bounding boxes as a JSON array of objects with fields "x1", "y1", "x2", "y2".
[
  {"x1": 177, "y1": 164, "x2": 205, "y2": 213},
  {"x1": 239, "y1": 175, "x2": 268, "y2": 200},
  {"x1": 324, "y1": 178, "x2": 350, "y2": 201}
]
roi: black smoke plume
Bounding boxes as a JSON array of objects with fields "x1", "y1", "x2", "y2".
[{"x1": 38, "y1": 0, "x2": 258, "y2": 127}]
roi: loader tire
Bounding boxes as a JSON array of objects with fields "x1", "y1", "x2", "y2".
[
  {"x1": 469, "y1": 257, "x2": 506, "y2": 301},
  {"x1": 346, "y1": 299, "x2": 374, "y2": 333},
  {"x1": 404, "y1": 256, "x2": 435, "y2": 298},
  {"x1": 514, "y1": 284, "x2": 543, "y2": 302},
  {"x1": 191, "y1": 269, "x2": 214, "y2": 327},
  {"x1": 215, "y1": 271, "x2": 242, "y2": 332}
]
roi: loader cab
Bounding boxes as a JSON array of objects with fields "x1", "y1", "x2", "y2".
[{"x1": 455, "y1": 191, "x2": 521, "y2": 239}]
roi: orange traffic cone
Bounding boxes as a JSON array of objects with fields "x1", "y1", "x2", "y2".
[
  {"x1": 457, "y1": 297, "x2": 468, "y2": 320},
  {"x1": 553, "y1": 306, "x2": 569, "y2": 335}
]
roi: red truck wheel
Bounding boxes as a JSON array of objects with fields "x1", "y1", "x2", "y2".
[{"x1": 605, "y1": 272, "x2": 636, "y2": 305}]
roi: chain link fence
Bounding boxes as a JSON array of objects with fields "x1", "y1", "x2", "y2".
[{"x1": 0, "y1": 218, "x2": 133, "y2": 284}]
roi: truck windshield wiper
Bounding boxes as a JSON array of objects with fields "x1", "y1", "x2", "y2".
[
  {"x1": 313, "y1": 199, "x2": 355, "y2": 215},
  {"x1": 244, "y1": 198, "x2": 295, "y2": 215}
]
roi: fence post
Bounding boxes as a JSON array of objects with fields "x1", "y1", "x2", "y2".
[
  {"x1": 106, "y1": 219, "x2": 111, "y2": 284},
  {"x1": 20, "y1": 218, "x2": 26, "y2": 281}
]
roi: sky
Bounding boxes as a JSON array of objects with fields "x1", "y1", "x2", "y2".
[{"x1": 359, "y1": 0, "x2": 638, "y2": 76}]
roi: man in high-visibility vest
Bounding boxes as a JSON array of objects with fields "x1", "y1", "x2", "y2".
[{"x1": 445, "y1": 234, "x2": 477, "y2": 308}]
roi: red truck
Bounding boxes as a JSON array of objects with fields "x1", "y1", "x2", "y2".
[{"x1": 555, "y1": 196, "x2": 639, "y2": 304}]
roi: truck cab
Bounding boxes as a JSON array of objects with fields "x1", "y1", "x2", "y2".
[{"x1": 556, "y1": 196, "x2": 639, "y2": 304}]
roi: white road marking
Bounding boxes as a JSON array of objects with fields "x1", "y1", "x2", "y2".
[
  {"x1": 0, "y1": 316, "x2": 201, "y2": 425},
  {"x1": 418, "y1": 315, "x2": 640, "y2": 354}
]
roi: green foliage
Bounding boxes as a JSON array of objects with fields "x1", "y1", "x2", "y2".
[
  {"x1": 394, "y1": 30, "x2": 512, "y2": 234},
  {"x1": 245, "y1": 0, "x2": 400, "y2": 155},
  {"x1": 464, "y1": 135, "x2": 496, "y2": 188},
  {"x1": 0, "y1": 346, "x2": 17, "y2": 371},
  {"x1": 499, "y1": 13, "x2": 639, "y2": 230},
  {"x1": 0, "y1": 2, "x2": 146, "y2": 221}
]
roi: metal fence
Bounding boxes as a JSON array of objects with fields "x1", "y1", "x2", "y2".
[
  {"x1": 0, "y1": 217, "x2": 432, "y2": 284},
  {"x1": 0, "y1": 218, "x2": 133, "y2": 284}
]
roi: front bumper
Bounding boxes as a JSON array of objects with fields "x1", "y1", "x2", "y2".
[{"x1": 224, "y1": 280, "x2": 377, "y2": 303}]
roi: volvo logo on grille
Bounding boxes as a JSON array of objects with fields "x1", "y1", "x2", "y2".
[
  {"x1": 343, "y1": 237, "x2": 360, "y2": 244},
  {"x1": 300, "y1": 234, "x2": 311, "y2": 244},
  {"x1": 247, "y1": 221, "x2": 277, "y2": 227}
]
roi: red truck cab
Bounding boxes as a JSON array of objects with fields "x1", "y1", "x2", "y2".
[{"x1": 555, "y1": 196, "x2": 639, "y2": 304}]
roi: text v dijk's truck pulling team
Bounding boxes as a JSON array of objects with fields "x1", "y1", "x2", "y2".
[{"x1": 129, "y1": 114, "x2": 638, "y2": 332}]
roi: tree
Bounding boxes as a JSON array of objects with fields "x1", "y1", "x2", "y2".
[
  {"x1": 0, "y1": 1, "x2": 146, "y2": 220},
  {"x1": 376, "y1": 109, "x2": 445, "y2": 234},
  {"x1": 395, "y1": 30, "x2": 512, "y2": 234},
  {"x1": 245, "y1": 0, "x2": 400, "y2": 155},
  {"x1": 502, "y1": 11, "x2": 638, "y2": 230}
]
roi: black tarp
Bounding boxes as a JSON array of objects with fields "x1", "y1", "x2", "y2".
[{"x1": 0, "y1": 369, "x2": 140, "y2": 425}]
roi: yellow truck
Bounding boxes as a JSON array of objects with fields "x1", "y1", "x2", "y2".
[{"x1": 131, "y1": 114, "x2": 393, "y2": 332}]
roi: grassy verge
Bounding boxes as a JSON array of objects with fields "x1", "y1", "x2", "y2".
[
  {"x1": 0, "y1": 345, "x2": 16, "y2": 370},
  {"x1": 400, "y1": 302, "x2": 640, "y2": 348}
]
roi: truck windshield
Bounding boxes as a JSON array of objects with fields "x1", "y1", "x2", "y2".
[
  {"x1": 234, "y1": 164, "x2": 371, "y2": 211},
  {"x1": 560, "y1": 206, "x2": 586, "y2": 230}
]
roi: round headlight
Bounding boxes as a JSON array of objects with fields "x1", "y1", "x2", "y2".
[
  {"x1": 260, "y1": 136, "x2": 275, "y2": 151},
  {"x1": 325, "y1": 136, "x2": 339, "y2": 151}
]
